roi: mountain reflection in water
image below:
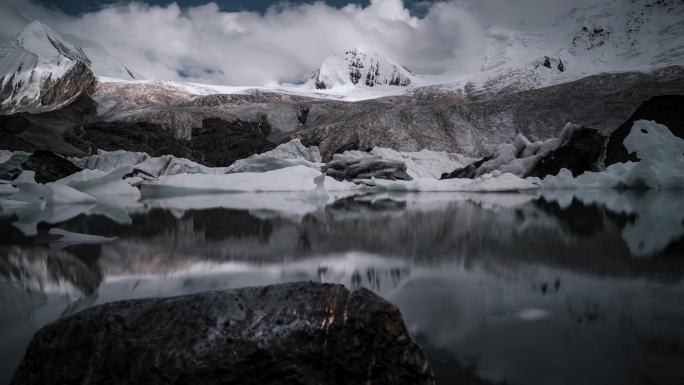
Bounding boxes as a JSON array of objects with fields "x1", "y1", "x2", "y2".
[{"x1": 1, "y1": 190, "x2": 683, "y2": 385}]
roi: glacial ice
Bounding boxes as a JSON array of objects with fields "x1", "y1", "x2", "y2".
[
  {"x1": 224, "y1": 139, "x2": 323, "y2": 173},
  {"x1": 141, "y1": 165, "x2": 357, "y2": 197},
  {"x1": 368, "y1": 148, "x2": 469, "y2": 179},
  {"x1": 541, "y1": 120, "x2": 684, "y2": 189},
  {"x1": 71, "y1": 150, "x2": 223, "y2": 178},
  {"x1": 56, "y1": 166, "x2": 141, "y2": 200},
  {"x1": 463, "y1": 123, "x2": 581, "y2": 178},
  {"x1": 368, "y1": 171, "x2": 538, "y2": 192},
  {"x1": 0, "y1": 168, "x2": 140, "y2": 235}
]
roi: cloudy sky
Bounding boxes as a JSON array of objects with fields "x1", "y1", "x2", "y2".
[{"x1": 1, "y1": 0, "x2": 599, "y2": 85}]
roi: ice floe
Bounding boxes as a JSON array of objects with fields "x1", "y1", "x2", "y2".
[
  {"x1": 70, "y1": 150, "x2": 223, "y2": 178},
  {"x1": 57, "y1": 166, "x2": 141, "y2": 201},
  {"x1": 367, "y1": 147, "x2": 469, "y2": 179},
  {"x1": 141, "y1": 165, "x2": 357, "y2": 197},
  {"x1": 0, "y1": 167, "x2": 140, "y2": 235},
  {"x1": 224, "y1": 139, "x2": 323, "y2": 173},
  {"x1": 541, "y1": 120, "x2": 684, "y2": 189},
  {"x1": 368, "y1": 171, "x2": 538, "y2": 192}
]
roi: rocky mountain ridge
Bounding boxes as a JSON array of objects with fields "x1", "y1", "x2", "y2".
[{"x1": 309, "y1": 48, "x2": 414, "y2": 90}]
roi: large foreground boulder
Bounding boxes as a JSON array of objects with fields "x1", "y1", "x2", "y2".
[{"x1": 11, "y1": 282, "x2": 434, "y2": 385}]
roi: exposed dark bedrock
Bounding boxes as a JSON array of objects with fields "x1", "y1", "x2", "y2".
[
  {"x1": 526, "y1": 127, "x2": 606, "y2": 178},
  {"x1": 441, "y1": 156, "x2": 492, "y2": 179},
  {"x1": 65, "y1": 117, "x2": 276, "y2": 167}
]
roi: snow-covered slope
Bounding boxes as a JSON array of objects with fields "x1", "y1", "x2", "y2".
[
  {"x1": 309, "y1": 48, "x2": 415, "y2": 90},
  {"x1": 66, "y1": 34, "x2": 141, "y2": 80},
  {"x1": 450, "y1": 0, "x2": 684, "y2": 94},
  {"x1": 0, "y1": 20, "x2": 141, "y2": 114},
  {"x1": 0, "y1": 21, "x2": 94, "y2": 113}
]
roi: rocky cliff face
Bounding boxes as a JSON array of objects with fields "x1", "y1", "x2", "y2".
[
  {"x1": 0, "y1": 21, "x2": 95, "y2": 114},
  {"x1": 311, "y1": 48, "x2": 414, "y2": 90},
  {"x1": 297, "y1": 67, "x2": 684, "y2": 160}
]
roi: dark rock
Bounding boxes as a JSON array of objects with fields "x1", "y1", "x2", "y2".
[
  {"x1": 11, "y1": 282, "x2": 434, "y2": 385},
  {"x1": 189, "y1": 118, "x2": 276, "y2": 167},
  {"x1": 324, "y1": 155, "x2": 411, "y2": 181},
  {"x1": 64, "y1": 118, "x2": 276, "y2": 167},
  {"x1": 441, "y1": 156, "x2": 492, "y2": 179},
  {"x1": 1, "y1": 94, "x2": 97, "y2": 155},
  {"x1": 526, "y1": 127, "x2": 606, "y2": 178},
  {"x1": 0, "y1": 152, "x2": 31, "y2": 181},
  {"x1": 605, "y1": 95, "x2": 684, "y2": 166},
  {"x1": 19, "y1": 151, "x2": 82, "y2": 183},
  {"x1": 65, "y1": 120, "x2": 191, "y2": 158},
  {"x1": 39, "y1": 62, "x2": 96, "y2": 109}
]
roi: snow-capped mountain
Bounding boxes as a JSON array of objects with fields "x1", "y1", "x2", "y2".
[
  {"x1": 0, "y1": 20, "x2": 140, "y2": 114},
  {"x1": 309, "y1": 48, "x2": 415, "y2": 90},
  {"x1": 458, "y1": 0, "x2": 684, "y2": 94},
  {"x1": 0, "y1": 20, "x2": 95, "y2": 113}
]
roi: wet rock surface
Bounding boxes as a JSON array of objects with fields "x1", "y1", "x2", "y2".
[
  {"x1": 605, "y1": 95, "x2": 684, "y2": 166},
  {"x1": 526, "y1": 127, "x2": 606, "y2": 177},
  {"x1": 11, "y1": 282, "x2": 434, "y2": 385}
]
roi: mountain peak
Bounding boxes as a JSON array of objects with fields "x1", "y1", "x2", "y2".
[
  {"x1": 16, "y1": 20, "x2": 90, "y2": 65},
  {"x1": 311, "y1": 47, "x2": 414, "y2": 90}
]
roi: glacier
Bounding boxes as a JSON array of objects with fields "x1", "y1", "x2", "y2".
[{"x1": 541, "y1": 120, "x2": 684, "y2": 189}]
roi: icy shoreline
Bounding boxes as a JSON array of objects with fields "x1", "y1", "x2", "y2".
[{"x1": 1, "y1": 119, "x2": 682, "y2": 237}]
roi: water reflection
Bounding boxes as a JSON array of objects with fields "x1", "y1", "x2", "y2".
[{"x1": 1, "y1": 190, "x2": 683, "y2": 385}]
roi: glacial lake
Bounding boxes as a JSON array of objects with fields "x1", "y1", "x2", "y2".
[{"x1": 1, "y1": 190, "x2": 683, "y2": 385}]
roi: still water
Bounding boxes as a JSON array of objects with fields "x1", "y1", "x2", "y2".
[{"x1": 1, "y1": 190, "x2": 683, "y2": 384}]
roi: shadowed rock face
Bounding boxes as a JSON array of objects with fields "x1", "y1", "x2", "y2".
[
  {"x1": 605, "y1": 95, "x2": 684, "y2": 166},
  {"x1": 65, "y1": 120, "x2": 192, "y2": 158},
  {"x1": 0, "y1": 94, "x2": 96, "y2": 155},
  {"x1": 526, "y1": 127, "x2": 606, "y2": 177},
  {"x1": 441, "y1": 156, "x2": 491, "y2": 179},
  {"x1": 11, "y1": 282, "x2": 434, "y2": 385},
  {"x1": 64, "y1": 117, "x2": 275, "y2": 167},
  {"x1": 20, "y1": 151, "x2": 82, "y2": 183},
  {"x1": 38, "y1": 63, "x2": 96, "y2": 111},
  {"x1": 189, "y1": 117, "x2": 275, "y2": 167},
  {"x1": 296, "y1": 67, "x2": 684, "y2": 160}
]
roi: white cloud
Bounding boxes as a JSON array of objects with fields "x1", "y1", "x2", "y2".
[{"x1": 0, "y1": 0, "x2": 601, "y2": 86}]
